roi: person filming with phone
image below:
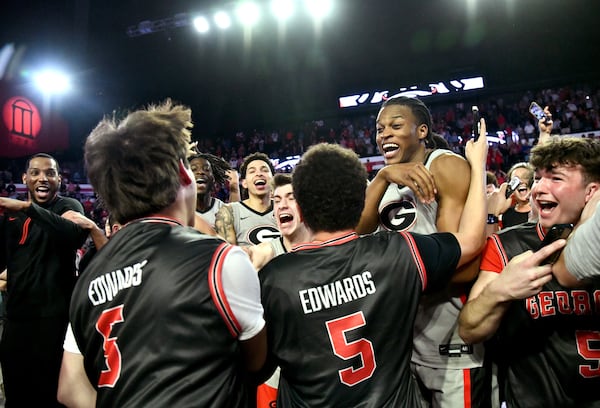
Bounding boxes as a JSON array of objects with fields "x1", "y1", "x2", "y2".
[{"x1": 459, "y1": 136, "x2": 600, "y2": 408}]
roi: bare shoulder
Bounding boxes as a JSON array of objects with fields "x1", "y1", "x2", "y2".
[{"x1": 430, "y1": 152, "x2": 470, "y2": 191}]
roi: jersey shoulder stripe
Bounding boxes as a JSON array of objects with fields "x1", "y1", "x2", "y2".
[
  {"x1": 208, "y1": 242, "x2": 241, "y2": 337},
  {"x1": 400, "y1": 231, "x2": 427, "y2": 291}
]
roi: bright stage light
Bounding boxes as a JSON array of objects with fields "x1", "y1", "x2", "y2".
[
  {"x1": 33, "y1": 70, "x2": 71, "y2": 94},
  {"x1": 271, "y1": 0, "x2": 295, "y2": 21},
  {"x1": 193, "y1": 16, "x2": 210, "y2": 33},
  {"x1": 214, "y1": 11, "x2": 232, "y2": 29},
  {"x1": 236, "y1": 2, "x2": 261, "y2": 27},
  {"x1": 304, "y1": 0, "x2": 333, "y2": 19}
]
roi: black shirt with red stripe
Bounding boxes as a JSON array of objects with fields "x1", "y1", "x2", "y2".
[
  {"x1": 259, "y1": 231, "x2": 460, "y2": 408},
  {"x1": 0, "y1": 196, "x2": 87, "y2": 320},
  {"x1": 70, "y1": 218, "x2": 254, "y2": 407}
]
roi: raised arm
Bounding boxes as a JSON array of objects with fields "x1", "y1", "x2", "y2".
[
  {"x1": 226, "y1": 170, "x2": 241, "y2": 203},
  {"x1": 215, "y1": 204, "x2": 237, "y2": 245},
  {"x1": 451, "y1": 119, "x2": 488, "y2": 267}
]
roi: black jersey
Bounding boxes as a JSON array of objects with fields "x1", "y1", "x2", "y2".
[
  {"x1": 485, "y1": 222, "x2": 600, "y2": 408},
  {"x1": 70, "y1": 218, "x2": 253, "y2": 407},
  {"x1": 0, "y1": 196, "x2": 86, "y2": 319},
  {"x1": 259, "y1": 231, "x2": 461, "y2": 408},
  {"x1": 500, "y1": 206, "x2": 529, "y2": 228}
]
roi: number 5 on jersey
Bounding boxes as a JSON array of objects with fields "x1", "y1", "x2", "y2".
[
  {"x1": 96, "y1": 305, "x2": 125, "y2": 387},
  {"x1": 326, "y1": 311, "x2": 376, "y2": 386}
]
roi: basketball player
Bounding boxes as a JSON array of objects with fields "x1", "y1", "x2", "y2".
[
  {"x1": 356, "y1": 96, "x2": 488, "y2": 407},
  {"x1": 215, "y1": 152, "x2": 280, "y2": 246},
  {"x1": 189, "y1": 152, "x2": 239, "y2": 229},
  {"x1": 260, "y1": 120, "x2": 488, "y2": 407},
  {"x1": 58, "y1": 100, "x2": 266, "y2": 407},
  {"x1": 459, "y1": 137, "x2": 600, "y2": 407}
]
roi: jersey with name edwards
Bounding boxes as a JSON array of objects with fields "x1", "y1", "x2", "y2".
[
  {"x1": 70, "y1": 219, "x2": 252, "y2": 408},
  {"x1": 259, "y1": 230, "x2": 460, "y2": 408}
]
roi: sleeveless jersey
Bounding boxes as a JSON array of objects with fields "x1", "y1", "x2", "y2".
[
  {"x1": 197, "y1": 197, "x2": 225, "y2": 228},
  {"x1": 377, "y1": 149, "x2": 484, "y2": 369},
  {"x1": 70, "y1": 218, "x2": 253, "y2": 407},
  {"x1": 231, "y1": 201, "x2": 280, "y2": 246},
  {"x1": 260, "y1": 231, "x2": 461, "y2": 407},
  {"x1": 270, "y1": 236, "x2": 287, "y2": 257},
  {"x1": 482, "y1": 222, "x2": 600, "y2": 407}
]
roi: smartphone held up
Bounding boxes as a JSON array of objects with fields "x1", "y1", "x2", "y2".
[{"x1": 529, "y1": 102, "x2": 551, "y2": 124}]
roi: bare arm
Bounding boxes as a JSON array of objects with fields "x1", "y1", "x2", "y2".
[
  {"x1": 58, "y1": 351, "x2": 97, "y2": 408},
  {"x1": 242, "y1": 242, "x2": 275, "y2": 271},
  {"x1": 0, "y1": 269, "x2": 6, "y2": 292},
  {"x1": 240, "y1": 326, "x2": 268, "y2": 372},
  {"x1": 215, "y1": 205, "x2": 237, "y2": 245},
  {"x1": 193, "y1": 213, "x2": 218, "y2": 237},
  {"x1": 226, "y1": 170, "x2": 240, "y2": 203},
  {"x1": 458, "y1": 239, "x2": 565, "y2": 343},
  {"x1": 429, "y1": 153, "x2": 481, "y2": 281},
  {"x1": 355, "y1": 163, "x2": 436, "y2": 234},
  {"x1": 452, "y1": 119, "x2": 488, "y2": 268}
]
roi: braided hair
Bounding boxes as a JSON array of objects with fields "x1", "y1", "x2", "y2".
[{"x1": 188, "y1": 152, "x2": 232, "y2": 185}]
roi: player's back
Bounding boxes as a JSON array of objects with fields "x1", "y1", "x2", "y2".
[
  {"x1": 260, "y1": 230, "x2": 460, "y2": 407},
  {"x1": 71, "y1": 218, "x2": 251, "y2": 407}
]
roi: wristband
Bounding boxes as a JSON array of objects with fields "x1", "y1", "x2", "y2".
[{"x1": 487, "y1": 214, "x2": 499, "y2": 225}]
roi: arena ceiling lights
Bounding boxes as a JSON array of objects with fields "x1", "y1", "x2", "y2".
[{"x1": 127, "y1": 0, "x2": 334, "y2": 37}]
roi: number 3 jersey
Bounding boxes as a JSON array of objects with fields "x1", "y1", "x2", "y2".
[
  {"x1": 70, "y1": 218, "x2": 262, "y2": 408},
  {"x1": 481, "y1": 222, "x2": 600, "y2": 408},
  {"x1": 259, "y1": 231, "x2": 461, "y2": 408}
]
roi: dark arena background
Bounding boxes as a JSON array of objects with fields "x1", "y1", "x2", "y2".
[{"x1": 1, "y1": 0, "x2": 599, "y2": 196}]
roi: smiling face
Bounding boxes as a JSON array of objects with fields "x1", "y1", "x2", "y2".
[
  {"x1": 241, "y1": 159, "x2": 273, "y2": 198},
  {"x1": 376, "y1": 104, "x2": 428, "y2": 165},
  {"x1": 273, "y1": 183, "x2": 302, "y2": 238},
  {"x1": 531, "y1": 164, "x2": 589, "y2": 228},
  {"x1": 190, "y1": 157, "x2": 215, "y2": 196},
  {"x1": 22, "y1": 156, "x2": 61, "y2": 205}
]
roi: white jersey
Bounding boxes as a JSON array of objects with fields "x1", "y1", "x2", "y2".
[
  {"x1": 378, "y1": 149, "x2": 484, "y2": 369},
  {"x1": 197, "y1": 197, "x2": 225, "y2": 228},
  {"x1": 231, "y1": 201, "x2": 280, "y2": 246}
]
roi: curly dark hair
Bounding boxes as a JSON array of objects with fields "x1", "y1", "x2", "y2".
[
  {"x1": 292, "y1": 143, "x2": 367, "y2": 232},
  {"x1": 188, "y1": 152, "x2": 232, "y2": 185},
  {"x1": 529, "y1": 137, "x2": 600, "y2": 184},
  {"x1": 84, "y1": 99, "x2": 193, "y2": 224},
  {"x1": 239, "y1": 152, "x2": 275, "y2": 179},
  {"x1": 380, "y1": 96, "x2": 449, "y2": 149}
]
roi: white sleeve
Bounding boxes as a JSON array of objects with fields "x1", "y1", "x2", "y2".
[
  {"x1": 221, "y1": 246, "x2": 266, "y2": 341},
  {"x1": 63, "y1": 323, "x2": 82, "y2": 354},
  {"x1": 564, "y1": 202, "x2": 600, "y2": 280}
]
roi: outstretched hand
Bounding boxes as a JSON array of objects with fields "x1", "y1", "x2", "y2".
[
  {"x1": 464, "y1": 118, "x2": 488, "y2": 169},
  {"x1": 492, "y1": 238, "x2": 566, "y2": 302}
]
